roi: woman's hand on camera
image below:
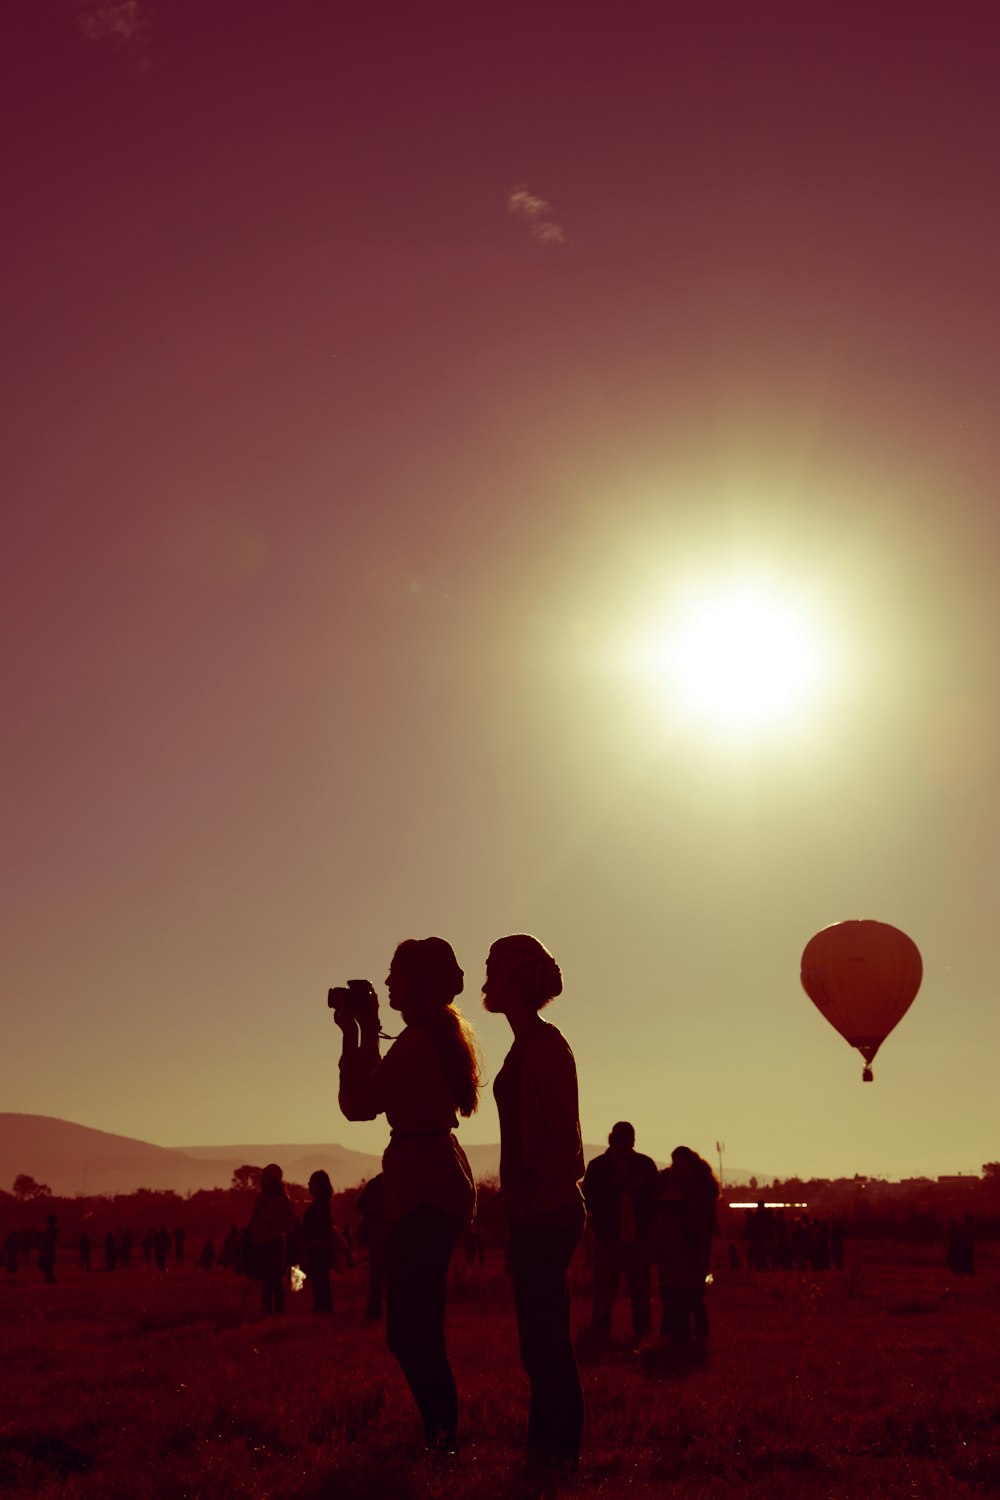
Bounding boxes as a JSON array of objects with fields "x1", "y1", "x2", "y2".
[
  {"x1": 354, "y1": 985, "x2": 381, "y2": 1036},
  {"x1": 332, "y1": 1005, "x2": 359, "y2": 1038}
]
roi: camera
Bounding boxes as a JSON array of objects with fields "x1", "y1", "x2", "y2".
[{"x1": 327, "y1": 978, "x2": 379, "y2": 1029}]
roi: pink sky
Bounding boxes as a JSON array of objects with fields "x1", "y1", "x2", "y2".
[{"x1": 4, "y1": 2, "x2": 1000, "y2": 1179}]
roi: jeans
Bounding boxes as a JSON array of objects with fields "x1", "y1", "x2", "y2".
[
  {"x1": 659, "y1": 1284, "x2": 709, "y2": 1343},
  {"x1": 385, "y1": 1204, "x2": 464, "y2": 1446},
  {"x1": 257, "y1": 1240, "x2": 285, "y2": 1315},
  {"x1": 591, "y1": 1238, "x2": 652, "y2": 1340},
  {"x1": 508, "y1": 1221, "x2": 585, "y2": 1464},
  {"x1": 305, "y1": 1249, "x2": 333, "y2": 1314}
]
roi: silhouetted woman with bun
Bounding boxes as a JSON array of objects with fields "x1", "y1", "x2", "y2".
[
  {"x1": 484, "y1": 933, "x2": 586, "y2": 1469},
  {"x1": 336, "y1": 937, "x2": 479, "y2": 1454}
]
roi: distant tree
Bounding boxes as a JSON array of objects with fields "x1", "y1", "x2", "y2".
[
  {"x1": 230, "y1": 1165, "x2": 262, "y2": 1191},
  {"x1": 12, "y1": 1174, "x2": 51, "y2": 1201},
  {"x1": 982, "y1": 1162, "x2": 1000, "y2": 1180}
]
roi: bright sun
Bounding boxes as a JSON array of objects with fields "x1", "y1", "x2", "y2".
[{"x1": 631, "y1": 581, "x2": 829, "y2": 738}]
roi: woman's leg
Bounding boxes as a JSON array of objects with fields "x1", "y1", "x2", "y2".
[
  {"x1": 691, "y1": 1289, "x2": 710, "y2": 1341},
  {"x1": 508, "y1": 1224, "x2": 584, "y2": 1465},
  {"x1": 308, "y1": 1252, "x2": 334, "y2": 1314},
  {"x1": 385, "y1": 1205, "x2": 464, "y2": 1446},
  {"x1": 659, "y1": 1281, "x2": 691, "y2": 1346}
]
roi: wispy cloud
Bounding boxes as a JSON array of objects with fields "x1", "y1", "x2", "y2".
[
  {"x1": 74, "y1": 0, "x2": 153, "y2": 70},
  {"x1": 529, "y1": 222, "x2": 566, "y2": 245},
  {"x1": 507, "y1": 185, "x2": 567, "y2": 246},
  {"x1": 507, "y1": 188, "x2": 552, "y2": 221}
]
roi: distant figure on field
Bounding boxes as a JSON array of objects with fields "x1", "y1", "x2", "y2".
[
  {"x1": 5, "y1": 1230, "x2": 20, "y2": 1273},
  {"x1": 744, "y1": 1202, "x2": 774, "y2": 1271},
  {"x1": 143, "y1": 1229, "x2": 155, "y2": 1264},
  {"x1": 174, "y1": 1228, "x2": 186, "y2": 1265},
  {"x1": 336, "y1": 937, "x2": 479, "y2": 1455},
  {"x1": 583, "y1": 1121, "x2": 658, "y2": 1346},
  {"x1": 248, "y1": 1164, "x2": 298, "y2": 1314},
  {"x1": 791, "y1": 1216, "x2": 810, "y2": 1270},
  {"x1": 78, "y1": 1232, "x2": 91, "y2": 1271},
  {"x1": 355, "y1": 1174, "x2": 388, "y2": 1321},
  {"x1": 154, "y1": 1226, "x2": 171, "y2": 1272},
  {"x1": 220, "y1": 1224, "x2": 240, "y2": 1270},
  {"x1": 197, "y1": 1239, "x2": 215, "y2": 1270},
  {"x1": 830, "y1": 1220, "x2": 846, "y2": 1271},
  {"x1": 772, "y1": 1212, "x2": 792, "y2": 1270},
  {"x1": 341, "y1": 1221, "x2": 356, "y2": 1269},
  {"x1": 38, "y1": 1215, "x2": 59, "y2": 1284},
  {"x1": 810, "y1": 1218, "x2": 831, "y2": 1271},
  {"x1": 104, "y1": 1231, "x2": 118, "y2": 1272},
  {"x1": 652, "y1": 1147, "x2": 718, "y2": 1352},
  {"x1": 302, "y1": 1170, "x2": 335, "y2": 1315},
  {"x1": 485, "y1": 933, "x2": 586, "y2": 1470},
  {"x1": 947, "y1": 1216, "x2": 976, "y2": 1276},
  {"x1": 119, "y1": 1228, "x2": 133, "y2": 1268}
]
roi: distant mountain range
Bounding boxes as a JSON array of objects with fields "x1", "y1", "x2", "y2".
[{"x1": 0, "y1": 1115, "x2": 767, "y2": 1196}]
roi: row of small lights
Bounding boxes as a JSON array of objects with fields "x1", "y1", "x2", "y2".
[{"x1": 727, "y1": 1202, "x2": 809, "y2": 1210}]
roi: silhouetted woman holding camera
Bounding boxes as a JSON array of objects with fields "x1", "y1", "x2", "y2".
[
  {"x1": 336, "y1": 937, "x2": 479, "y2": 1455},
  {"x1": 484, "y1": 933, "x2": 586, "y2": 1469}
]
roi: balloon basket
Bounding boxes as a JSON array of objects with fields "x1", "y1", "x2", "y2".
[{"x1": 862, "y1": 1066, "x2": 873, "y2": 1083}]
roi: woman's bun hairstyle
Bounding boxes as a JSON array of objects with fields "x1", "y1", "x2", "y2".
[{"x1": 488, "y1": 934, "x2": 563, "y2": 1010}]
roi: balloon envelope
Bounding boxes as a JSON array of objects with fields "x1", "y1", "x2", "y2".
[{"x1": 800, "y1": 920, "x2": 922, "y2": 1076}]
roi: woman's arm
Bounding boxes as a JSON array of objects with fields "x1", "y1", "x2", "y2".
[{"x1": 338, "y1": 1019, "x2": 414, "y2": 1121}]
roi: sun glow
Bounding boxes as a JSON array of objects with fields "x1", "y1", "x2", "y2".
[{"x1": 630, "y1": 579, "x2": 832, "y2": 739}]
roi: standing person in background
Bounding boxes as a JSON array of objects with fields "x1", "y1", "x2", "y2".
[
  {"x1": 483, "y1": 933, "x2": 586, "y2": 1472},
  {"x1": 335, "y1": 937, "x2": 479, "y2": 1456},
  {"x1": 302, "y1": 1170, "x2": 335, "y2": 1315},
  {"x1": 248, "y1": 1164, "x2": 298, "y2": 1315},
  {"x1": 653, "y1": 1146, "x2": 718, "y2": 1353},
  {"x1": 583, "y1": 1121, "x2": 659, "y2": 1348},
  {"x1": 37, "y1": 1215, "x2": 59, "y2": 1284}
]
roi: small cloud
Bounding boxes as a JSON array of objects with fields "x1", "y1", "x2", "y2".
[
  {"x1": 507, "y1": 184, "x2": 567, "y2": 245},
  {"x1": 74, "y1": 0, "x2": 153, "y2": 70},
  {"x1": 507, "y1": 187, "x2": 552, "y2": 221}
]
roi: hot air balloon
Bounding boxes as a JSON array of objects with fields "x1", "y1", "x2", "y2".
[{"x1": 800, "y1": 920, "x2": 922, "y2": 1081}]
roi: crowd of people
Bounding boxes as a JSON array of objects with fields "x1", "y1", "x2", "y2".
[
  {"x1": 4, "y1": 1220, "x2": 241, "y2": 1280},
  {"x1": 740, "y1": 1203, "x2": 846, "y2": 1272}
]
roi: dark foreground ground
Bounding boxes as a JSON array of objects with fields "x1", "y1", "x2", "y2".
[{"x1": 1, "y1": 1241, "x2": 998, "y2": 1499}]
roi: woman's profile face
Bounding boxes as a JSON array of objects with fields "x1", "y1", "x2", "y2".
[
  {"x1": 385, "y1": 952, "x2": 418, "y2": 1015},
  {"x1": 481, "y1": 959, "x2": 519, "y2": 1015}
]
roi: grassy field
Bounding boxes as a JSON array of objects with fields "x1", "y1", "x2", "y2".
[{"x1": 1, "y1": 1242, "x2": 998, "y2": 1498}]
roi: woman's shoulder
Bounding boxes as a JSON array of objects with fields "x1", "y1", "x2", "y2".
[
  {"x1": 527, "y1": 1019, "x2": 574, "y2": 1055},
  {"x1": 520, "y1": 1019, "x2": 576, "y2": 1074}
]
